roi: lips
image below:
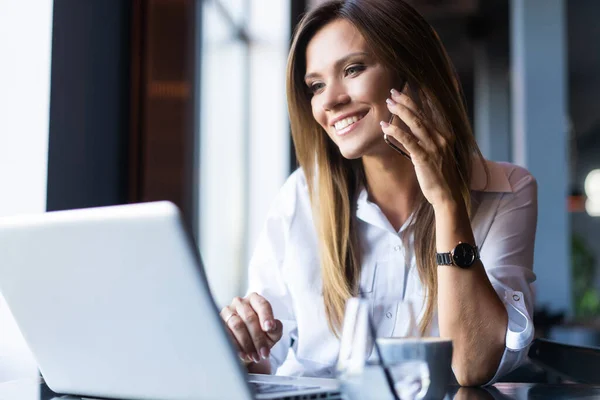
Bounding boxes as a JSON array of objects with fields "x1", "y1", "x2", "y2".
[{"x1": 332, "y1": 112, "x2": 368, "y2": 132}]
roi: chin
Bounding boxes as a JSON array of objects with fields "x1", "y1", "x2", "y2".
[
  {"x1": 336, "y1": 144, "x2": 366, "y2": 160},
  {"x1": 335, "y1": 134, "x2": 381, "y2": 160}
]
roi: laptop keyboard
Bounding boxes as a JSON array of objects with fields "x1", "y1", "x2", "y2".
[
  {"x1": 250, "y1": 381, "x2": 321, "y2": 394},
  {"x1": 249, "y1": 382, "x2": 344, "y2": 399}
]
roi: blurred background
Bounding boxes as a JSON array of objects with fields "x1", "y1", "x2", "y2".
[{"x1": 0, "y1": 0, "x2": 599, "y2": 379}]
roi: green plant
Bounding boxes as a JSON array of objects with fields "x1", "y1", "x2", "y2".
[{"x1": 572, "y1": 234, "x2": 600, "y2": 318}]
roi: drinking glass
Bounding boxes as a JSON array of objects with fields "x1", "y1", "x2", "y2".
[{"x1": 336, "y1": 297, "x2": 431, "y2": 400}]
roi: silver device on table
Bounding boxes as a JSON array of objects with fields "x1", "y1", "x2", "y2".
[{"x1": 0, "y1": 201, "x2": 342, "y2": 400}]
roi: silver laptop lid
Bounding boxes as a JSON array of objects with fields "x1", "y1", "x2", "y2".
[{"x1": 0, "y1": 201, "x2": 253, "y2": 400}]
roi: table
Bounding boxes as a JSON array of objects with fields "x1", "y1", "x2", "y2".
[{"x1": 2, "y1": 378, "x2": 600, "y2": 400}]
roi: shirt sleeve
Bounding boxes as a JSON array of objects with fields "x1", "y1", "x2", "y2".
[
  {"x1": 245, "y1": 171, "x2": 300, "y2": 374},
  {"x1": 479, "y1": 168, "x2": 538, "y2": 385}
]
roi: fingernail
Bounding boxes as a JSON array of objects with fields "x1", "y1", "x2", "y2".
[
  {"x1": 260, "y1": 347, "x2": 270, "y2": 360},
  {"x1": 380, "y1": 121, "x2": 390, "y2": 128},
  {"x1": 263, "y1": 320, "x2": 274, "y2": 331},
  {"x1": 390, "y1": 88, "x2": 399, "y2": 96},
  {"x1": 246, "y1": 354, "x2": 254, "y2": 363},
  {"x1": 386, "y1": 98, "x2": 396, "y2": 106},
  {"x1": 239, "y1": 352, "x2": 246, "y2": 361},
  {"x1": 252, "y1": 353, "x2": 261, "y2": 363}
]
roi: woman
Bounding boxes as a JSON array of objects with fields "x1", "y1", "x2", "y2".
[{"x1": 220, "y1": 0, "x2": 537, "y2": 386}]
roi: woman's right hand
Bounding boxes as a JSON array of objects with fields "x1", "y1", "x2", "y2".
[{"x1": 220, "y1": 292, "x2": 283, "y2": 364}]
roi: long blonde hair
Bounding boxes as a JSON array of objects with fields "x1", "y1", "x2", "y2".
[{"x1": 286, "y1": 0, "x2": 486, "y2": 335}]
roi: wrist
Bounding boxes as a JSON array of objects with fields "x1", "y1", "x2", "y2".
[
  {"x1": 434, "y1": 198, "x2": 474, "y2": 253},
  {"x1": 433, "y1": 196, "x2": 466, "y2": 221}
]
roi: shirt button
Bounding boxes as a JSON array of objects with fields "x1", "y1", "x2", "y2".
[
  {"x1": 393, "y1": 245, "x2": 401, "y2": 252},
  {"x1": 385, "y1": 311, "x2": 393, "y2": 319},
  {"x1": 513, "y1": 294, "x2": 521, "y2": 302}
]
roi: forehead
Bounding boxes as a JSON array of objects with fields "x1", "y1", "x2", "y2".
[{"x1": 305, "y1": 19, "x2": 367, "y2": 74}]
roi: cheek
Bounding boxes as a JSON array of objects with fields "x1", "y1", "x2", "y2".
[
  {"x1": 311, "y1": 99, "x2": 328, "y2": 130},
  {"x1": 348, "y1": 77, "x2": 390, "y2": 111},
  {"x1": 369, "y1": 81, "x2": 392, "y2": 105}
]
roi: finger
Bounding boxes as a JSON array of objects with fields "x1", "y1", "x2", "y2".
[
  {"x1": 224, "y1": 311, "x2": 257, "y2": 363},
  {"x1": 386, "y1": 94, "x2": 436, "y2": 151},
  {"x1": 221, "y1": 313, "x2": 247, "y2": 361},
  {"x1": 248, "y1": 292, "x2": 276, "y2": 332},
  {"x1": 390, "y1": 88, "x2": 423, "y2": 123},
  {"x1": 380, "y1": 121, "x2": 427, "y2": 161},
  {"x1": 390, "y1": 88, "x2": 452, "y2": 150},
  {"x1": 234, "y1": 298, "x2": 271, "y2": 361},
  {"x1": 220, "y1": 305, "x2": 237, "y2": 324},
  {"x1": 228, "y1": 298, "x2": 260, "y2": 361},
  {"x1": 266, "y1": 319, "x2": 284, "y2": 344}
]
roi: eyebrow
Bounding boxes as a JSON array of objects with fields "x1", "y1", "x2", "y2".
[{"x1": 304, "y1": 51, "x2": 370, "y2": 82}]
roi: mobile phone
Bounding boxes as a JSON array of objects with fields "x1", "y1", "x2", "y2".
[{"x1": 383, "y1": 113, "x2": 411, "y2": 160}]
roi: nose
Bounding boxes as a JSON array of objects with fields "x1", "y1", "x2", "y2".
[{"x1": 322, "y1": 83, "x2": 350, "y2": 112}]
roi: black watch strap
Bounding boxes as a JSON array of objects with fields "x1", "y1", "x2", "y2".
[{"x1": 436, "y1": 252, "x2": 453, "y2": 265}]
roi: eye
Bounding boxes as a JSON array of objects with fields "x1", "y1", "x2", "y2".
[
  {"x1": 307, "y1": 82, "x2": 325, "y2": 94},
  {"x1": 345, "y1": 64, "x2": 366, "y2": 77}
]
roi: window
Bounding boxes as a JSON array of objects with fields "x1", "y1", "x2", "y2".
[{"x1": 197, "y1": 0, "x2": 291, "y2": 306}]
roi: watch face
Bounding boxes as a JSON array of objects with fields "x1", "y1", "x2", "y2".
[{"x1": 452, "y1": 243, "x2": 476, "y2": 268}]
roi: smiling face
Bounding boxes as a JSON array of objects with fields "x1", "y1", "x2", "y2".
[{"x1": 305, "y1": 19, "x2": 398, "y2": 159}]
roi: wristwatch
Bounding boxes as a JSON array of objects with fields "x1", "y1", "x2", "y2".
[{"x1": 436, "y1": 242, "x2": 480, "y2": 268}]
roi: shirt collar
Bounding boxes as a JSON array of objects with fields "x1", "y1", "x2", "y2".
[
  {"x1": 356, "y1": 158, "x2": 513, "y2": 232},
  {"x1": 356, "y1": 158, "x2": 513, "y2": 202},
  {"x1": 469, "y1": 158, "x2": 513, "y2": 193},
  {"x1": 357, "y1": 186, "x2": 413, "y2": 233}
]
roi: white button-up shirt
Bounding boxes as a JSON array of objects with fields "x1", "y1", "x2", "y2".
[{"x1": 247, "y1": 160, "x2": 537, "y2": 383}]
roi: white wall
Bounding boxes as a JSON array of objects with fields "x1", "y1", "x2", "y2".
[{"x1": 0, "y1": 0, "x2": 53, "y2": 380}]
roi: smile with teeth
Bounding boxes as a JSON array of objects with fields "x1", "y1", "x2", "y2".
[{"x1": 333, "y1": 114, "x2": 366, "y2": 131}]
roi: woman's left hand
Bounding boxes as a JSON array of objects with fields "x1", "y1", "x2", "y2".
[{"x1": 380, "y1": 88, "x2": 459, "y2": 209}]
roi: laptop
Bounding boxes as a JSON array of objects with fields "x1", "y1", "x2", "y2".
[{"x1": 0, "y1": 201, "x2": 342, "y2": 400}]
